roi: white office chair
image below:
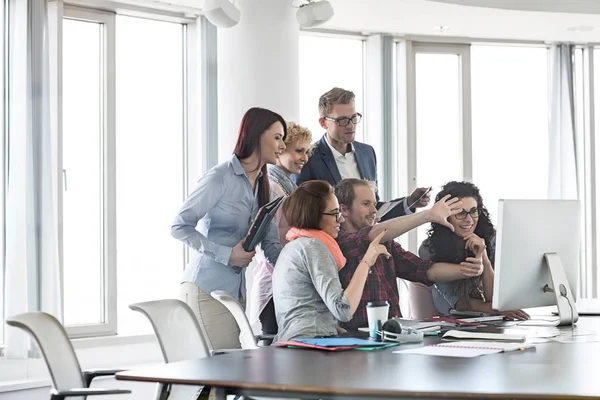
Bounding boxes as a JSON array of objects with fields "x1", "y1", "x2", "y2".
[
  {"x1": 5, "y1": 312, "x2": 130, "y2": 400},
  {"x1": 129, "y1": 299, "x2": 211, "y2": 400},
  {"x1": 210, "y1": 291, "x2": 278, "y2": 349}
]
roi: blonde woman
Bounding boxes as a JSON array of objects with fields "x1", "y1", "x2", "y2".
[{"x1": 250, "y1": 122, "x2": 312, "y2": 335}]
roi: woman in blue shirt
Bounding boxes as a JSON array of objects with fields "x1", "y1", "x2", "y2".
[{"x1": 172, "y1": 107, "x2": 286, "y2": 350}]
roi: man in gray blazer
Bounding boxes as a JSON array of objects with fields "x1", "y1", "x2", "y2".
[{"x1": 293, "y1": 87, "x2": 430, "y2": 221}]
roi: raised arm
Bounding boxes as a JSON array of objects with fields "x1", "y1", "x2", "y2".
[
  {"x1": 171, "y1": 169, "x2": 232, "y2": 265},
  {"x1": 370, "y1": 195, "x2": 463, "y2": 243},
  {"x1": 308, "y1": 231, "x2": 391, "y2": 319}
]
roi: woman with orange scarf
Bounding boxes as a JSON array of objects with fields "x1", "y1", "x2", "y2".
[{"x1": 272, "y1": 180, "x2": 390, "y2": 342}]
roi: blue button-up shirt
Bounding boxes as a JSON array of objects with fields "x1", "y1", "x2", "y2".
[{"x1": 171, "y1": 155, "x2": 282, "y2": 300}]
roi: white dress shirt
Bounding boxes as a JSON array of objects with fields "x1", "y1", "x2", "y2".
[
  {"x1": 324, "y1": 136, "x2": 413, "y2": 214},
  {"x1": 324, "y1": 136, "x2": 361, "y2": 180}
]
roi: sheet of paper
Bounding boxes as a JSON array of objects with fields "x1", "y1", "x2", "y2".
[
  {"x1": 443, "y1": 329, "x2": 526, "y2": 342},
  {"x1": 395, "y1": 346, "x2": 502, "y2": 358},
  {"x1": 394, "y1": 341, "x2": 533, "y2": 358}
]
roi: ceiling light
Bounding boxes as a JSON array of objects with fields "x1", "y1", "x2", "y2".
[
  {"x1": 296, "y1": 0, "x2": 334, "y2": 29},
  {"x1": 203, "y1": 0, "x2": 240, "y2": 28}
]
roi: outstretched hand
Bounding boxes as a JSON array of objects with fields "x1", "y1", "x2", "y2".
[
  {"x1": 362, "y1": 229, "x2": 391, "y2": 267},
  {"x1": 428, "y1": 194, "x2": 464, "y2": 232}
]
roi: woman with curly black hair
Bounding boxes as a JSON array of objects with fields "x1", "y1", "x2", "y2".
[{"x1": 419, "y1": 181, "x2": 529, "y2": 320}]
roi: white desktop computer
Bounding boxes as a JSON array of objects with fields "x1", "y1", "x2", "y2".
[{"x1": 492, "y1": 199, "x2": 580, "y2": 326}]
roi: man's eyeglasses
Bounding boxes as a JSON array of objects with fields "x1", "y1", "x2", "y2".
[
  {"x1": 323, "y1": 211, "x2": 342, "y2": 222},
  {"x1": 455, "y1": 208, "x2": 480, "y2": 220},
  {"x1": 323, "y1": 113, "x2": 362, "y2": 127}
]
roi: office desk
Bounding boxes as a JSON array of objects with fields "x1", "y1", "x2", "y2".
[{"x1": 116, "y1": 317, "x2": 600, "y2": 399}]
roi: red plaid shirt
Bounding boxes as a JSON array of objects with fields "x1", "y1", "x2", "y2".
[{"x1": 336, "y1": 226, "x2": 434, "y2": 330}]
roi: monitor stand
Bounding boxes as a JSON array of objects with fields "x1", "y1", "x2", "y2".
[
  {"x1": 538, "y1": 253, "x2": 579, "y2": 326},
  {"x1": 518, "y1": 253, "x2": 579, "y2": 327}
]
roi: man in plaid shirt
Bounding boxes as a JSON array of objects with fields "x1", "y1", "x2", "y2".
[{"x1": 335, "y1": 179, "x2": 484, "y2": 330}]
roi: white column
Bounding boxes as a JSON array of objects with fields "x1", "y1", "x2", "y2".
[{"x1": 217, "y1": 0, "x2": 300, "y2": 162}]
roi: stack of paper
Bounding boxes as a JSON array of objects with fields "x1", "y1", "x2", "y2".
[{"x1": 394, "y1": 341, "x2": 535, "y2": 358}]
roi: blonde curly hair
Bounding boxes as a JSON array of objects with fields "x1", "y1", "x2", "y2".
[{"x1": 285, "y1": 121, "x2": 313, "y2": 152}]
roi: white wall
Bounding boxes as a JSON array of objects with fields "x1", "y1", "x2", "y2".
[{"x1": 217, "y1": 0, "x2": 300, "y2": 162}]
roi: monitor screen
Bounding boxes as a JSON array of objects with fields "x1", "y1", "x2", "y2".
[{"x1": 492, "y1": 199, "x2": 580, "y2": 312}]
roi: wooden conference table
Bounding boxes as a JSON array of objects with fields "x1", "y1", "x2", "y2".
[{"x1": 116, "y1": 316, "x2": 600, "y2": 399}]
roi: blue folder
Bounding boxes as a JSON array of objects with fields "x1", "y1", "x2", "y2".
[{"x1": 293, "y1": 337, "x2": 389, "y2": 347}]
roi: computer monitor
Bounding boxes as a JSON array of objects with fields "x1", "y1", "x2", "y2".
[{"x1": 492, "y1": 199, "x2": 580, "y2": 326}]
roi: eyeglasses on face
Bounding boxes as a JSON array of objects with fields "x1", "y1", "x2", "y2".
[
  {"x1": 323, "y1": 113, "x2": 362, "y2": 127},
  {"x1": 323, "y1": 211, "x2": 342, "y2": 222},
  {"x1": 455, "y1": 208, "x2": 480, "y2": 220}
]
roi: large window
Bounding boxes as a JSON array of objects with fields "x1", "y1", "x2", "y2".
[
  {"x1": 299, "y1": 35, "x2": 365, "y2": 142},
  {"x1": 62, "y1": 18, "x2": 103, "y2": 326},
  {"x1": 592, "y1": 47, "x2": 600, "y2": 296},
  {"x1": 401, "y1": 43, "x2": 549, "y2": 252},
  {"x1": 0, "y1": 0, "x2": 5, "y2": 346},
  {"x1": 410, "y1": 45, "x2": 470, "y2": 247},
  {"x1": 62, "y1": 9, "x2": 191, "y2": 337},
  {"x1": 115, "y1": 15, "x2": 185, "y2": 335},
  {"x1": 62, "y1": 14, "x2": 109, "y2": 332},
  {"x1": 471, "y1": 45, "x2": 549, "y2": 225}
]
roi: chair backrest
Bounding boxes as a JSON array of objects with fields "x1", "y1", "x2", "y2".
[
  {"x1": 129, "y1": 299, "x2": 211, "y2": 362},
  {"x1": 5, "y1": 312, "x2": 86, "y2": 397},
  {"x1": 406, "y1": 281, "x2": 440, "y2": 319},
  {"x1": 210, "y1": 290, "x2": 257, "y2": 349}
]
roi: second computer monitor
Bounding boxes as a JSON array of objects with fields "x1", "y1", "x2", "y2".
[{"x1": 492, "y1": 199, "x2": 580, "y2": 313}]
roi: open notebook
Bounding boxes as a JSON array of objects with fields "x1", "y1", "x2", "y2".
[{"x1": 394, "y1": 341, "x2": 535, "y2": 358}]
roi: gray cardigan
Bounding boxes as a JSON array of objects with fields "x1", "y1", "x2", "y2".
[
  {"x1": 419, "y1": 240, "x2": 460, "y2": 314},
  {"x1": 272, "y1": 237, "x2": 352, "y2": 342}
]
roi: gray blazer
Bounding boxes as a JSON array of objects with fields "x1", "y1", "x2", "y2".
[{"x1": 272, "y1": 237, "x2": 352, "y2": 342}]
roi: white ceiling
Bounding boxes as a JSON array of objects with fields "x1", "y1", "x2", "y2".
[
  {"x1": 155, "y1": 0, "x2": 600, "y2": 42},
  {"x1": 323, "y1": 0, "x2": 600, "y2": 42}
]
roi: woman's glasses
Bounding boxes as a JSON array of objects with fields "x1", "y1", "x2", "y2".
[
  {"x1": 455, "y1": 208, "x2": 480, "y2": 220},
  {"x1": 323, "y1": 211, "x2": 342, "y2": 222}
]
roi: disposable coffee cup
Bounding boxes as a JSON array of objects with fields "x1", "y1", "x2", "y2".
[{"x1": 366, "y1": 301, "x2": 390, "y2": 339}]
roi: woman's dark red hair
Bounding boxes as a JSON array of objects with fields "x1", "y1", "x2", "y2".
[{"x1": 234, "y1": 107, "x2": 287, "y2": 207}]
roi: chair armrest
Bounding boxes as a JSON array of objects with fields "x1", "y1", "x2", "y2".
[
  {"x1": 210, "y1": 348, "x2": 248, "y2": 356},
  {"x1": 50, "y1": 388, "x2": 131, "y2": 399},
  {"x1": 255, "y1": 334, "x2": 275, "y2": 346},
  {"x1": 255, "y1": 333, "x2": 274, "y2": 341},
  {"x1": 83, "y1": 368, "x2": 127, "y2": 387}
]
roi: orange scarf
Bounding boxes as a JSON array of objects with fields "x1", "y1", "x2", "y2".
[{"x1": 286, "y1": 227, "x2": 347, "y2": 270}]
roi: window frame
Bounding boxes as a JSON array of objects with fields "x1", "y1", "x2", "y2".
[
  {"x1": 58, "y1": 5, "x2": 203, "y2": 338},
  {"x1": 395, "y1": 42, "x2": 472, "y2": 253},
  {"x1": 61, "y1": 6, "x2": 117, "y2": 338},
  {"x1": 0, "y1": 0, "x2": 7, "y2": 347},
  {"x1": 582, "y1": 46, "x2": 599, "y2": 299}
]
